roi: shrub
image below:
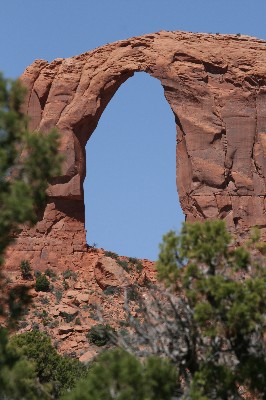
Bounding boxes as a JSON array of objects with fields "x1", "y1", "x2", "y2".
[
  {"x1": 117, "y1": 259, "x2": 129, "y2": 272},
  {"x1": 63, "y1": 348, "x2": 177, "y2": 400},
  {"x1": 62, "y1": 269, "x2": 77, "y2": 281},
  {"x1": 61, "y1": 311, "x2": 77, "y2": 323},
  {"x1": 34, "y1": 270, "x2": 41, "y2": 278},
  {"x1": 104, "y1": 251, "x2": 119, "y2": 259},
  {"x1": 63, "y1": 279, "x2": 69, "y2": 290},
  {"x1": 87, "y1": 324, "x2": 116, "y2": 347},
  {"x1": 126, "y1": 285, "x2": 140, "y2": 302},
  {"x1": 9, "y1": 330, "x2": 87, "y2": 398},
  {"x1": 128, "y1": 257, "x2": 143, "y2": 271},
  {"x1": 45, "y1": 268, "x2": 57, "y2": 279},
  {"x1": 20, "y1": 260, "x2": 32, "y2": 280},
  {"x1": 54, "y1": 289, "x2": 63, "y2": 303},
  {"x1": 39, "y1": 296, "x2": 50, "y2": 305},
  {"x1": 35, "y1": 274, "x2": 50, "y2": 292},
  {"x1": 103, "y1": 286, "x2": 120, "y2": 296}
]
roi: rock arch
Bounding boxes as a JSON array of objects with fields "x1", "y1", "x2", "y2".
[{"x1": 6, "y1": 31, "x2": 266, "y2": 269}]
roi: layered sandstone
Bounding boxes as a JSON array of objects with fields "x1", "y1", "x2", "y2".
[
  {"x1": 5, "y1": 30, "x2": 266, "y2": 270},
  {"x1": 6, "y1": 248, "x2": 156, "y2": 361}
]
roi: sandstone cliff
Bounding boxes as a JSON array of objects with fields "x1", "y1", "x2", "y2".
[{"x1": 5, "y1": 30, "x2": 266, "y2": 270}]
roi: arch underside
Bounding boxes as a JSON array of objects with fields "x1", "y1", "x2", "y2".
[{"x1": 5, "y1": 31, "x2": 266, "y2": 269}]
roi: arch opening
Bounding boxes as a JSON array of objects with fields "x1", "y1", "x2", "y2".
[{"x1": 83, "y1": 72, "x2": 185, "y2": 260}]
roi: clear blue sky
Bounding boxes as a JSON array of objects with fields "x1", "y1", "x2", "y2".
[{"x1": 1, "y1": 0, "x2": 266, "y2": 260}]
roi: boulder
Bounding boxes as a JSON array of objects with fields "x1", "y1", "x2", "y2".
[{"x1": 94, "y1": 256, "x2": 132, "y2": 290}]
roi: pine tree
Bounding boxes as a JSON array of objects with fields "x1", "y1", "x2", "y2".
[
  {"x1": 102, "y1": 222, "x2": 265, "y2": 399},
  {"x1": 0, "y1": 72, "x2": 62, "y2": 398}
]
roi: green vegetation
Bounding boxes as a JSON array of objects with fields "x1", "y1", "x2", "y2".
[
  {"x1": 54, "y1": 289, "x2": 63, "y2": 303},
  {"x1": 62, "y1": 269, "x2": 77, "y2": 281},
  {"x1": 45, "y1": 268, "x2": 57, "y2": 280},
  {"x1": 63, "y1": 349, "x2": 177, "y2": 400},
  {"x1": 61, "y1": 310, "x2": 77, "y2": 323},
  {"x1": 87, "y1": 324, "x2": 116, "y2": 347},
  {"x1": 35, "y1": 273, "x2": 50, "y2": 292},
  {"x1": 0, "y1": 328, "x2": 48, "y2": 400},
  {"x1": 126, "y1": 284, "x2": 140, "y2": 302},
  {"x1": 155, "y1": 220, "x2": 266, "y2": 398},
  {"x1": 104, "y1": 250, "x2": 119, "y2": 259},
  {"x1": 0, "y1": 73, "x2": 62, "y2": 398},
  {"x1": 128, "y1": 256, "x2": 143, "y2": 271},
  {"x1": 0, "y1": 72, "x2": 61, "y2": 324},
  {"x1": 0, "y1": 72, "x2": 265, "y2": 399},
  {"x1": 116, "y1": 258, "x2": 130, "y2": 272},
  {"x1": 20, "y1": 260, "x2": 33, "y2": 280},
  {"x1": 103, "y1": 286, "x2": 120, "y2": 296},
  {"x1": 0, "y1": 73, "x2": 61, "y2": 266},
  {"x1": 10, "y1": 330, "x2": 87, "y2": 398}
]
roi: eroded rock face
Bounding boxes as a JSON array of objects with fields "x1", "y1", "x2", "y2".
[
  {"x1": 5, "y1": 30, "x2": 266, "y2": 269},
  {"x1": 94, "y1": 257, "x2": 133, "y2": 289}
]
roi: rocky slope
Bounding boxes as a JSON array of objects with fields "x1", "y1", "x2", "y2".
[{"x1": 7, "y1": 248, "x2": 156, "y2": 363}]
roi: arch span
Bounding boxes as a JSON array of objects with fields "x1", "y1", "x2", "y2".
[{"x1": 6, "y1": 31, "x2": 266, "y2": 269}]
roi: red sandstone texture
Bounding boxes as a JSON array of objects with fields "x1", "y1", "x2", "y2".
[
  {"x1": 6, "y1": 248, "x2": 156, "y2": 362},
  {"x1": 4, "y1": 30, "x2": 266, "y2": 271}
]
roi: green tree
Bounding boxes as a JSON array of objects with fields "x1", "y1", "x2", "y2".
[
  {"x1": 0, "y1": 72, "x2": 62, "y2": 322},
  {"x1": 0, "y1": 72, "x2": 62, "y2": 398},
  {"x1": 114, "y1": 221, "x2": 265, "y2": 399},
  {"x1": 0, "y1": 73, "x2": 61, "y2": 265},
  {"x1": 87, "y1": 323, "x2": 116, "y2": 347},
  {"x1": 0, "y1": 329, "x2": 52, "y2": 399},
  {"x1": 155, "y1": 221, "x2": 266, "y2": 399},
  {"x1": 35, "y1": 273, "x2": 50, "y2": 292},
  {"x1": 10, "y1": 330, "x2": 87, "y2": 398},
  {"x1": 20, "y1": 259, "x2": 33, "y2": 280},
  {"x1": 63, "y1": 348, "x2": 177, "y2": 400}
]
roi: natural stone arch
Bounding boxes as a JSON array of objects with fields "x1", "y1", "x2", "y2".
[{"x1": 5, "y1": 31, "x2": 266, "y2": 270}]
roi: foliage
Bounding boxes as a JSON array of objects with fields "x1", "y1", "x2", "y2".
[
  {"x1": 62, "y1": 348, "x2": 177, "y2": 400},
  {"x1": 155, "y1": 220, "x2": 266, "y2": 398},
  {"x1": 10, "y1": 330, "x2": 87, "y2": 398},
  {"x1": 126, "y1": 284, "x2": 140, "y2": 302},
  {"x1": 54, "y1": 289, "x2": 63, "y2": 303},
  {"x1": 0, "y1": 72, "x2": 62, "y2": 397},
  {"x1": 1, "y1": 72, "x2": 265, "y2": 399},
  {"x1": 62, "y1": 269, "x2": 77, "y2": 281},
  {"x1": 35, "y1": 273, "x2": 50, "y2": 292},
  {"x1": 45, "y1": 268, "x2": 57, "y2": 279},
  {"x1": 117, "y1": 259, "x2": 130, "y2": 272},
  {"x1": 0, "y1": 328, "x2": 51, "y2": 399},
  {"x1": 104, "y1": 250, "x2": 119, "y2": 260},
  {"x1": 128, "y1": 256, "x2": 143, "y2": 271},
  {"x1": 0, "y1": 72, "x2": 61, "y2": 321},
  {"x1": 20, "y1": 259, "x2": 33, "y2": 280},
  {"x1": 87, "y1": 324, "x2": 116, "y2": 347},
  {"x1": 111, "y1": 221, "x2": 265, "y2": 399},
  {"x1": 0, "y1": 73, "x2": 62, "y2": 265},
  {"x1": 61, "y1": 310, "x2": 77, "y2": 323},
  {"x1": 103, "y1": 286, "x2": 120, "y2": 296}
]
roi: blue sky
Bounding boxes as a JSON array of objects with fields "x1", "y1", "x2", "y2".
[{"x1": 1, "y1": 0, "x2": 266, "y2": 260}]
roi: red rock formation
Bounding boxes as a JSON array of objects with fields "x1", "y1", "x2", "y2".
[
  {"x1": 5, "y1": 31, "x2": 266, "y2": 270},
  {"x1": 6, "y1": 248, "x2": 157, "y2": 361}
]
